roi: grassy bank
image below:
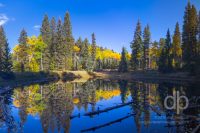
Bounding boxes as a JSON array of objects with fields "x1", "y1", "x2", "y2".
[
  {"x1": 0, "y1": 70, "x2": 197, "y2": 89},
  {"x1": 0, "y1": 71, "x2": 93, "y2": 88},
  {"x1": 0, "y1": 72, "x2": 60, "y2": 88},
  {"x1": 93, "y1": 70, "x2": 198, "y2": 83}
]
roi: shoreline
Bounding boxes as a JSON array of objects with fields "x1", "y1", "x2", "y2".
[
  {"x1": 0, "y1": 71, "x2": 198, "y2": 93},
  {"x1": 92, "y1": 71, "x2": 198, "y2": 83}
]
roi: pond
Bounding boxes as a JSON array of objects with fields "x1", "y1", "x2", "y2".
[{"x1": 0, "y1": 79, "x2": 199, "y2": 133}]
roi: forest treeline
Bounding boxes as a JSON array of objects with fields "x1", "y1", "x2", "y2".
[
  {"x1": 0, "y1": 12, "x2": 120, "y2": 74},
  {"x1": 0, "y1": 2, "x2": 200, "y2": 75},
  {"x1": 119, "y1": 2, "x2": 200, "y2": 75}
]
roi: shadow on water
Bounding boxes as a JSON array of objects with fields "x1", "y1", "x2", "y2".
[{"x1": 0, "y1": 79, "x2": 199, "y2": 133}]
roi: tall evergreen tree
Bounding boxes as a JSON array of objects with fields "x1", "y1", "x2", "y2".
[
  {"x1": 165, "y1": 29, "x2": 173, "y2": 71},
  {"x1": 3, "y1": 38, "x2": 12, "y2": 72},
  {"x1": 0, "y1": 26, "x2": 6, "y2": 71},
  {"x1": 158, "y1": 38, "x2": 166, "y2": 56},
  {"x1": 151, "y1": 41, "x2": 159, "y2": 69},
  {"x1": 63, "y1": 12, "x2": 74, "y2": 70},
  {"x1": 18, "y1": 29, "x2": 28, "y2": 72},
  {"x1": 159, "y1": 29, "x2": 173, "y2": 73},
  {"x1": 76, "y1": 37, "x2": 82, "y2": 48},
  {"x1": 172, "y1": 22, "x2": 182, "y2": 70},
  {"x1": 143, "y1": 25, "x2": 151, "y2": 70},
  {"x1": 56, "y1": 19, "x2": 65, "y2": 70},
  {"x1": 81, "y1": 39, "x2": 89, "y2": 70},
  {"x1": 118, "y1": 47, "x2": 128, "y2": 72},
  {"x1": 130, "y1": 20, "x2": 143, "y2": 70},
  {"x1": 198, "y1": 11, "x2": 200, "y2": 55},
  {"x1": 158, "y1": 48, "x2": 167, "y2": 73},
  {"x1": 0, "y1": 26, "x2": 12, "y2": 72},
  {"x1": 91, "y1": 33, "x2": 97, "y2": 70},
  {"x1": 182, "y1": 2, "x2": 198, "y2": 72},
  {"x1": 49, "y1": 17, "x2": 57, "y2": 70},
  {"x1": 74, "y1": 37, "x2": 83, "y2": 70},
  {"x1": 40, "y1": 15, "x2": 51, "y2": 71}
]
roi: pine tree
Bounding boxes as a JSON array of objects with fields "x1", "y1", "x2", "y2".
[
  {"x1": 76, "y1": 37, "x2": 82, "y2": 48},
  {"x1": 195, "y1": 11, "x2": 200, "y2": 74},
  {"x1": 0, "y1": 26, "x2": 6, "y2": 71},
  {"x1": 40, "y1": 15, "x2": 51, "y2": 71},
  {"x1": 151, "y1": 41, "x2": 159, "y2": 69},
  {"x1": 49, "y1": 17, "x2": 57, "y2": 70},
  {"x1": 165, "y1": 29, "x2": 173, "y2": 72},
  {"x1": 118, "y1": 47, "x2": 128, "y2": 72},
  {"x1": 198, "y1": 11, "x2": 200, "y2": 55},
  {"x1": 3, "y1": 39, "x2": 12, "y2": 72},
  {"x1": 74, "y1": 37, "x2": 83, "y2": 70},
  {"x1": 91, "y1": 33, "x2": 97, "y2": 70},
  {"x1": 182, "y1": 2, "x2": 198, "y2": 72},
  {"x1": 0, "y1": 26, "x2": 12, "y2": 72},
  {"x1": 158, "y1": 48, "x2": 167, "y2": 73},
  {"x1": 159, "y1": 30, "x2": 173, "y2": 73},
  {"x1": 56, "y1": 19, "x2": 65, "y2": 70},
  {"x1": 130, "y1": 20, "x2": 142, "y2": 70},
  {"x1": 18, "y1": 29, "x2": 28, "y2": 72},
  {"x1": 172, "y1": 22, "x2": 182, "y2": 70},
  {"x1": 63, "y1": 12, "x2": 74, "y2": 70},
  {"x1": 81, "y1": 39, "x2": 89, "y2": 69},
  {"x1": 143, "y1": 25, "x2": 151, "y2": 70}
]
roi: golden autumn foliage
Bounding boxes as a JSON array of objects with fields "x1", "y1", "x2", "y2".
[
  {"x1": 96, "y1": 48, "x2": 121, "y2": 60},
  {"x1": 13, "y1": 36, "x2": 46, "y2": 72},
  {"x1": 72, "y1": 89, "x2": 121, "y2": 104},
  {"x1": 73, "y1": 98, "x2": 80, "y2": 104},
  {"x1": 73, "y1": 45, "x2": 80, "y2": 53},
  {"x1": 95, "y1": 89, "x2": 121, "y2": 101},
  {"x1": 13, "y1": 85, "x2": 45, "y2": 116},
  {"x1": 12, "y1": 35, "x2": 122, "y2": 72}
]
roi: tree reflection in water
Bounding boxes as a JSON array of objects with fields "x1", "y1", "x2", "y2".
[{"x1": 0, "y1": 80, "x2": 199, "y2": 133}]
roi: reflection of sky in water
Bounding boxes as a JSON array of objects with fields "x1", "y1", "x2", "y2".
[{"x1": 0, "y1": 80, "x2": 199, "y2": 133}]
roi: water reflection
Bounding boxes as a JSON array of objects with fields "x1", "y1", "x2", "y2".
[{"x1": 0, "y1": 80, "x2": 199, "y2": 133}]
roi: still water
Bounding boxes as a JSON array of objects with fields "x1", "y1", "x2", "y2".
[{"x1": 0, "y1": 79, "x2": 199, "y2": 133}]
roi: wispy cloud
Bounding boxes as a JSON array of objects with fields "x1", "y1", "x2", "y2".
[
  {"x1": 0, "y1": 3, "x2": 5, "y2": 7},
  {"x1": 0, "y1": 14, "x2": 9, "y2": 26},
  {"x1": 33, "y1": 25, "x2": 41, "y2": 30}
]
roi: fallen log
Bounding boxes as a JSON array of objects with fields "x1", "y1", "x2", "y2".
[
  {"x1": 149, "y1": 105, "x2": 162, "y2": 116},
  {"x1": 70, "y1": 113, "x2": 80, "y2": 119},
  {"x1": 81, "y1": 113, "x2": 136, "y2": 132},
  {"x1": 84, "y1": 101, "x2": 134, "y2": 116},
  {"x1": 191, "y1": 124, "x2": 200, "y2": 133}
]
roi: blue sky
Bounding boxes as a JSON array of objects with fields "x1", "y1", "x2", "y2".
[{"x1": 0, "y1": 0, "x2": 200, "y2": 53}]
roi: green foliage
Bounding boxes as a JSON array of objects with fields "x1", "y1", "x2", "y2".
[
  {"x1": 63, "y1": 12, "x2": 74, "y2": 70},
  {"x1": 182, "y1": 2, "x2": 198, "y2": 73},
  {"x1": 91, "y1": 33, "x2": 97, "y2": 69},
  {"x1": 172, "y1": 22, "x2": 182, "y2": 70},
  {"x1": 18, "y1": 29, "x2": 28, "y2": 72},
  {"x1": 41, "y1": 15, "x2": 51, "y2": 71},
  {"x1": 159, "y1": 29, "x2": 173, "y2": 73},
  {"x1": 143, "y1": 25, "x2": 151, "y2": 70},
  {"x1": 8, "y1": 4, "x2": 200, "y2": 75},
  {"x1": 130, "y1": 20, "x2": 143, "y2": 70},
  {"x1": 150, "y1": 41, "x2": 159, "y2": 69},
  {"x1": 0, "y1": 26, "x2": 12, "y2": 72},
  {"x1": 56, "y1": 19, "x2": 66, "y2": 70},
  {"x1": 81, "y1": 39, "x2": 89, "y2": 69},
  {"x1": 118, "y1": 47, "x2": 128, "y2": 72}
]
